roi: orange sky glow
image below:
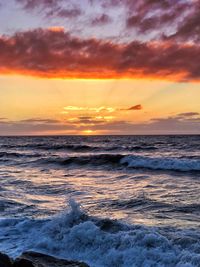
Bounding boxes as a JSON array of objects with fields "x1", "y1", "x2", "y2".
[{"x1": 0, "y1": 0, "x2": 200, "y2": 135}]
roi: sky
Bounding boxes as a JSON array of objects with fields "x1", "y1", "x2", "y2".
[{"x1": 0, "y1": 0, "x2": 200, "y2": 135}]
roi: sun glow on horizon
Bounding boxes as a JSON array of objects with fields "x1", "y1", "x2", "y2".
[
  {"x1": 82, "y1": 130, "x2": 94, "y2": 135},
  {"x1": 1, "y1": 74, "x2": 200, "y2": 135}
]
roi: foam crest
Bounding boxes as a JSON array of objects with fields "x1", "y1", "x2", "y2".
[
  {"x1": 0, "y1": 200, "x2": 200, "y2": 266},
  {"x1": 121, "y1": 155, "x2": 200, "y2": 172}
]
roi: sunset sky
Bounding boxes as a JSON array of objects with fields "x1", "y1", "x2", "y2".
[{"x1": 0, "y1": 0, "x2": 200, "y2": 135}]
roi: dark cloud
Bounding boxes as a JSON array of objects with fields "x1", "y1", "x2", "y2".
[
  {"x1": 16, "y1": 0, "x2": 59, "y2": 11},
  {"x1": 78, "y1": 116, "x2": 93, "y2": 120},
  {"x1": 107, "y1": 0, "x2": 197, "y2": 43},
  {"x1": 16, "y1": 0, "x2": 82, "y2": 19},
  {"x1": 1, "y1": 112, "x2": 200, "y2": 135},
  {"x1": 99, "y1": 0, "x2": 200, "y2": 43},
  {"x1": 177, "y1": 112, "x2": 200, "y2": 118},
  {"x1": 20, "y1": 118, "x2": 60, "y2": 124},
  {"x1": 56, "y1": 8, "x2": 82, "y2": 18},
  {"x1": 165, "y1": 2, "x2": 200, "y2": 43},
  {"x1": 15, "y1": 0, "x2": 200, "y2": 43},
  {"x1": 88, "y1": 115, "x2": 200, "y2": 134},
  {"x1": 74, "y1": 117, "x2": 105, "y2": 125},
  {"x1": 1, "y1": 28, "x2": 200, "y2": 80},
  {"x1": 0, "y1": 118, "x2": 76, "y2": 135},
  {"x1": 148, "y1": 115, "x2": 200, "y2": 133},
  {"x1": 121, "y1": 104, "x2": 142, "y2": 111},
  {"x1": 91, "y1": 14, "x2": 112, "y2": 26},
  {"x1": 129, "y1": 105, "x2": 142, "y2": 110},
  {"x1": 0, "y1": 118, "x2": 9, "y2": 124},
  {"x1": 125, "y1": 0, "x2": 191, "y2": 32}
]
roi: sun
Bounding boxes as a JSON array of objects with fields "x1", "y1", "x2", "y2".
[{"x1": 82, "y1": 130, "x2": 94, "y2": 135}]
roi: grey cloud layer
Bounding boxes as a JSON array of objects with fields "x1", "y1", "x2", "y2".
[
  {"x1": 1, "y1": 113, "x2": 200, "y2": 135},
  {"x1": 15, "y1": 0, "x2": 200, "y2": 43}
]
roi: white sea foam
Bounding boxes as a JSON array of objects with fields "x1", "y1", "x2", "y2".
[
  {"x1": 0, "y1": 200, "x2": 199, "y2": 267},
  {"x1": 121, "y1": 155, "x2": 200, "y2": 172}
]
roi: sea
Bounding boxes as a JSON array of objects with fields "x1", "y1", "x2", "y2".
[{"x1": 0, "y1": 135, "x2": 199, "y2": 267}]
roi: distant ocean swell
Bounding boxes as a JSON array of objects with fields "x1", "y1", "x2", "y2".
[
  {"x1": 0, "y1": 143, "x2": 158, "y2": 152},
  {"x1": 0, "y1": 201, "x2": 199, "y2": 267},
  {"x1": 5, "y1": 153, "x2": 199, "y2": 172}
]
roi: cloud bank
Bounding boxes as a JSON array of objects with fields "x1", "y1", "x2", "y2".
[
  {"x1": 1, "y1": 112, "x2": 200, "y2": 135},
  {"x1": 1, "y1": 28, "x2": 200, "y2": 80},
  {"x1": 0, "y1": 1, "x2": 200, "y2": 80}
]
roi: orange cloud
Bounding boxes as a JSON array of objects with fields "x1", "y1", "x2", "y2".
[
  {"x1": 1, "y1": 29, "x2": 200, "y2": 81},
  {"x1": 48, "y1": 26, "x2": 65, "y2": 32},
  {"x1": 63, "y1": 106, "x2": 115, "y2": 113}
]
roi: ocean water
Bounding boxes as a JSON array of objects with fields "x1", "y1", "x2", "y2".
[{"x1": 0, "y1": 135, "x2": 199, "y2": 266}]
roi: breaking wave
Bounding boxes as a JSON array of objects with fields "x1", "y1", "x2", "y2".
[
  {"x1": 121, "y1": 155, "x2": 200, "y2": 172},
  {"x1": 0, "y1": 200, "x2": 199, "y2": 267},
  {"x1": 29, "y1": 154, "x2": 200, "y2": 172},
  {"x1": 1, "y1": 150, "x2": 200, "y2": 172}
]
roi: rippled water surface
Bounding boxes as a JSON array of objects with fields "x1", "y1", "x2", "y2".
[{"x1": 0, "y1": 135, "x2": 199, "y2": 266}]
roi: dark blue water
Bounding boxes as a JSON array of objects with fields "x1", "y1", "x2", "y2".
[{"x1": 0, "y1": 135, "x2": 199, "y2": 266}]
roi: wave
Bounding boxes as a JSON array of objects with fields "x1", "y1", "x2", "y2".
[
  {"x1": 104, "y1": 196, "x2": 171, "y2": 211},
  {"x1": 1, "y1": 148, "x2": 200, "y2": 172},
  {"x1": 0, "y1": 152, "x2": 24, "y2": 158},
  {"x1": 30, "y1": 153, "x2": 200, "y2": 172},
  {"x1": 0, "y1": 200, "x2": 199, "y2": 267},
  {"x1": 0, "y1": 151, "x2": 42, "y2": 159},
  {"x1": 97, "y1": 196, "x2": 200, "y2": 216},
  {"x1": 1, "y1": 143, "x2": 97, "y2": 151},
  {"x1": 121, "y1": 155, "x2": 200, "y2": 172},
  {"x1": 0, "y1": 143, "x2": 158, "y2": 152},
  {"x1": 128, "y1": 145, "x2": 158, "y2": 151},
  {"x1": 171, "y1": 203, "x2": 200, "y2": 214},
  {"x1": 32, "y1": 154, "x2": 124, "y2": 167}
]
